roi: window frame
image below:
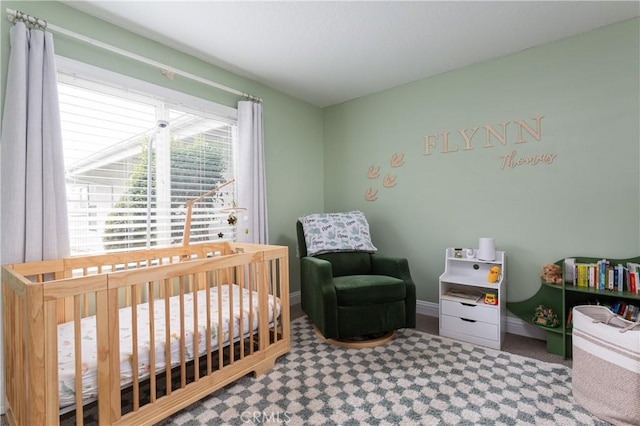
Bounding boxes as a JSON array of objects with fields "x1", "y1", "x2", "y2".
[{"x1": 57, "y1": 56, "x2": 239, "y2": 255}]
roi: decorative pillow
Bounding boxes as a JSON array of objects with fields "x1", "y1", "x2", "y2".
[{"x1": 299, "y1": 211, "x2": 377, "y2": 256}]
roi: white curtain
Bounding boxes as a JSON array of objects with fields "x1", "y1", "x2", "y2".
[
  {"x1": 237, "y1": 101, "x2": 268, "y2": 244},
  {"x1": 1, "y1": 21, "x2": 70, "y2": 265}
]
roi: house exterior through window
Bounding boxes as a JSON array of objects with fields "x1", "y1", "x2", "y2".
[{"x1": 57, "y1": 58, "x2": 239, "y2": 255}]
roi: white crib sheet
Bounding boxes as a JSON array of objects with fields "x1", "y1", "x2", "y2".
[{"x1": 57, "y1": 284, "x2": 281, "y2": 409}]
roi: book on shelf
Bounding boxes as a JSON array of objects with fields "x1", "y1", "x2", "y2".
[
  {"x1": 564, "y1": 258, "x2": 575, "y2": 285},
  {"x1": 565, "y1": 258, "x2": 639, "y2": 294},
  {"x1": 598, "y1": 259, "x2": 607, "y2": 291},
  {"x1": 443, "y1": 289, "x2": 484, "y2": 303},
  {"x1": 629, "y1": 270, "x2": 638, "y2": 294},
  {"x1": 627, "y1": 262, "x2": 640, "y2": 293},
  {"x1": 608, "y1": 267, "x2": 614, "y2": 291},
  {"x1": 566, "y1": 310, "x2": 573, "y2": 329}
]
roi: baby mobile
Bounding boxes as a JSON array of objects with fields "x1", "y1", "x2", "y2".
[{"x1": 182, "y1": 179, "x2": 248, "y2": 246}]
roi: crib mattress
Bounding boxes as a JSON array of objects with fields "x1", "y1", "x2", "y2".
[{"x1": 57, "y1": 284, "x2": 280, "y2": 409}]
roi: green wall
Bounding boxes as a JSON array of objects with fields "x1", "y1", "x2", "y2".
[
  {"x1": 323, "y1": 18, "x2": 640, "y2": 303},
  {"x1": 1, "y1": 3, "x2": 638, "y2": 305},
  {"x1": 0, "y1": 1, "x2": 325, "y2": 293}
]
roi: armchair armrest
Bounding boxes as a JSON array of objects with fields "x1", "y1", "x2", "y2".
[
  {"x1": 371, "y1": 254, "x2": 412, "y2": 281},
  {"x1": 300, "y1": 256, "x2": 339, "y2": 337},
  {"x1": 370, "y1": 254, "x2": 417, "y2": 328}
]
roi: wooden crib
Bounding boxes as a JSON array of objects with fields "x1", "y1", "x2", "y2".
[{"x1": 2, "y1": 242, "x2": 290, "y2": 426}]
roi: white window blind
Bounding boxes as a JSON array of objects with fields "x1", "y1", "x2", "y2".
[{"x1": 57, "y1": 63, "x2": 239, "y2": 255}]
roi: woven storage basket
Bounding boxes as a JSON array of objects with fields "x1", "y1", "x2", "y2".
[{"x1": 572, "y1": 305, "x2": 640, "y2": 426}]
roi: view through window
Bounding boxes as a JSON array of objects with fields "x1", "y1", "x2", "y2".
[{"x1": 57, "y1": 61, "x2": 239, "y2": 255}]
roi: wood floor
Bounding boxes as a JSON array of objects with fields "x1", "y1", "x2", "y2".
[{"x1": 290, "y1": 304, "x2": 572, "y2": 367}]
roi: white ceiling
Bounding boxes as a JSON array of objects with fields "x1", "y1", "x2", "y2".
[{"x1": 63, "y1": 1, "x2": 640, "y2": 108}]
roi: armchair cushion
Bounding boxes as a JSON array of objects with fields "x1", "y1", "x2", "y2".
[{"x1": 334, "y1": 275, "x2": 406, "y2": 305}]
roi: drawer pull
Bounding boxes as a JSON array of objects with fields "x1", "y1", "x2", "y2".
[
  {"x1": 461, "y1": 318, "x2": 476, "y2": 323},
  {"x1": 461, "y1": 303, "x2": 476, "y2": 307}
]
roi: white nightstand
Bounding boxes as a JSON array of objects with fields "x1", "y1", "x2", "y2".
[{"x1": 439, "y1": 247, "x2": 506, "y2": 350}]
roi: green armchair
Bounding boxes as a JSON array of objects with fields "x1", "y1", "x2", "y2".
[{"x1": 296, "y1": 218, "x2": 416, "y2": 340}]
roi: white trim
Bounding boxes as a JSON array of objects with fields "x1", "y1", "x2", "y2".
[
  {"x1": 416, "y1": 299, "x2": 439, "y2": 318},
  {"x1": 6, "y1": 7, "x2": 261, "y2": 102},
  {"x1": 291, "y1": 294, "x2": 545, "y2": 341},
  {"x1": 416, "y1": 299, "x2": 545, "y2": 340},
  {"x1": 56, "y1": 56, "x2": 238, "y2": 120},
  {"x1": 290, "y1": 291, "x2": 301, "y2": 306},
  {"x1": 505, "y1": 314, "x2": 547, "y2": 340}
]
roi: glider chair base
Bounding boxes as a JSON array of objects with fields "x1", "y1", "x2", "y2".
[{"x1": 312, "y1": 324, "x2": 396, "y2": 349}]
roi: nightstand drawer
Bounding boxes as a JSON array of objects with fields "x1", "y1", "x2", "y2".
[
  {"x1": 441, "y1": 314, "x2": 498, "y2": 341},
  {"x1": 441, "y1": 299, "x2": 498, "y2": 324}
]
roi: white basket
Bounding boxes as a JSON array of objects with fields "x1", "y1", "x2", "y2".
[{"x1": 572, "y1": 305, "x2": 640, "y2": 426}]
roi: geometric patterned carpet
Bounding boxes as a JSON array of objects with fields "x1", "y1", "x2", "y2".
[{"x1": 159, "y1": 317, "x2": 607, "y2": 425}]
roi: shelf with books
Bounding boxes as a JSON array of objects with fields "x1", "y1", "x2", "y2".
[
  {"x1": 565, "y1": 285, "x2": 640, "y2": 300},
  {"x1": 507, "y1": 254, "x2": 640, "y2": 359}
]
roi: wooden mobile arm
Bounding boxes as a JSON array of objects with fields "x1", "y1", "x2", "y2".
[{"x1": 182, "y1": 179, "x2": 235, "y2": 246}]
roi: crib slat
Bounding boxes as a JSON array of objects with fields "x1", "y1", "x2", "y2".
[
  {"x1": 192, "y1": 274, "x2": 200, "y2": 382},
  {"x1": 131, "y1": 286, "x2": 140, "y2": 411},
  {"x1": 26, "y1": 284, "x2": 46, "y2": 426},
  {"x1": 257, "y1": 260, "x2": 269, "y2": 351},
  {"x1": 228, "y1": 278, "x2": 235, "y2": 365},
  {"x1": 238, "y1": 270, "x2": 245, "y2": 360},
  {"x1": 148, "y1": 281, "x2": 157, "y2": 402},
  {"x1": 217, "y1": 277, "x2": 224, "y2": 370},
  {"x1": 179, "y1": 277, "x2": 187, "y2": 388},
  {"x1": 95, "y1": 290, "x2": 110, "y2": 425},
  {"x1": 248, "y1": 266, "x2": 255, "y2": 355},
  {"x1": 73, "y1": 295, "x2": 84, "y2": 426},
  {"x1": 281, "y1": 254, "x2": 291, "y2": 343},
  {"x1": 204, "y1": 277, "x2": 212, "y2": 375},
  {"x1": 163, "y1": 278, "x2": 172, "y2": 396}
]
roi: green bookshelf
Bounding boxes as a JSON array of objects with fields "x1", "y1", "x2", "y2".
[{"x1": 507, "y1": 255, "x2": 640, "y2": 359}]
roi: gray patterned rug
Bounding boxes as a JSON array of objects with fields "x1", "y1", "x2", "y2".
[{"x1": 160, "y1": 317, "x2": 606, "y2": 425}]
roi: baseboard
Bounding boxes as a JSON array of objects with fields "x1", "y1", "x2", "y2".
[
  {"x1": 290, "y1": 291, "x2": 301, "y2": 306},
  {"x1": 416, "y1": 299, "x2": 546, "y2": 340},
  {"x1": 416, "y1": 299, "x2": 439, "y2": 318},
  {"x1": 291, "y1": 292, "x2": 545, "y2": 340}
]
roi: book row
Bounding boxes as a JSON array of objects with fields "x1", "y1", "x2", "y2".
[
  {"x1": 566, "y1": 299, "x2": 640, "y2": 327},
  {"x1": 563, "y1": 258, "x2": 640, "y2": 293}
]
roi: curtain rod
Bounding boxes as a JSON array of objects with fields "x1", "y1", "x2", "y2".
[{"x1": 5, "y1": 8, "x2": 262, "y2": 103}]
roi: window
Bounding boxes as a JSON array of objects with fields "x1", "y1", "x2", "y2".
[{"x1": 57, "y1": 58, "x2": 239, "y2": 255}]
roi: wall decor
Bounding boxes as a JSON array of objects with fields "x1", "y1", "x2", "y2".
[
  {"x1": 365, "y1": 188, "x2": 378, "y2": 202},
  {"x1": 422, "y1": 115, "x2": 556, "y2": 170},
  {"x1": 365, "y1": 152, "x2": 406, "y2": 201},
  {"x1": 365, "y1": 116, "x2": 555, "y2": 201},
  {"x1": 383, "y1": 174, "x2": 397, "y2": 188},
  {"x1": 499, "y1": 150, "x2": 557, "y2": 170},
  {"x1": 390, "y1": 153, "x2": 405, "y2": 167},
  {"x1": 423, "y1": 116, "x2": 546, "y2": 155}
]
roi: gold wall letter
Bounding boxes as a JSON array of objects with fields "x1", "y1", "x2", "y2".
[
  {"x1": 441, "y1": 132, "x2": 459, "y2": 153},
  {"x1": 458, "y1": 127, "x2": 479, "y2": 151},
  {"x1": 515, "y1": 115, "x2": 545, "y2": 143},
  {"x1": 424, "y1": 134, "x2": 438, "y2": 155},
  {"x1": 484, "y1": 121, "x2": 509, "y2": 147}
]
